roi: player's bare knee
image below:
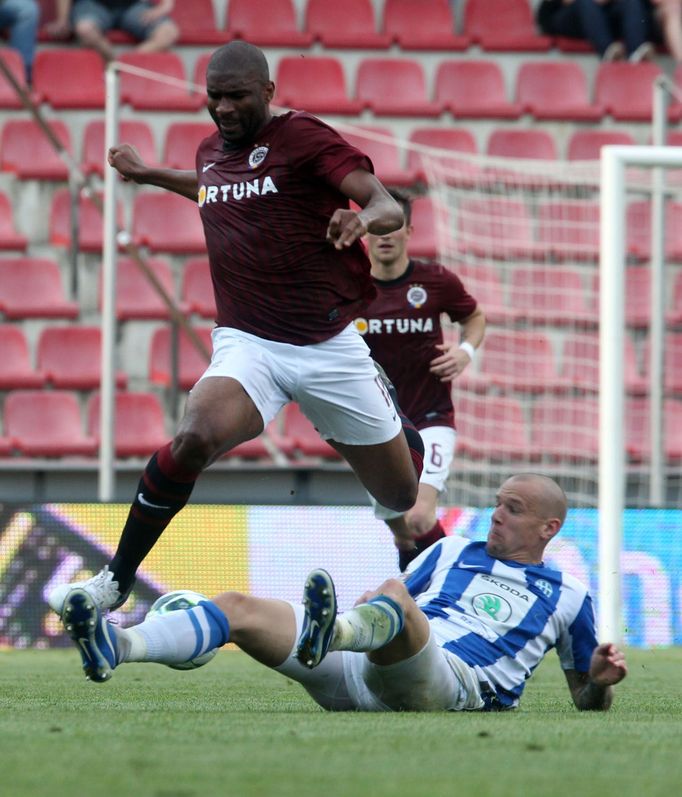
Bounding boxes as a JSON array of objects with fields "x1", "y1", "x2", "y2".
[
  {"x1": 375, "y1": 578, "x2": 411, "y2": 610},
  {"x1": 171, "y1": 429, "x2": 216, "y2": 471},
  {"x1": 212, "y1": 591, "x2": 248, "y2": 626}
]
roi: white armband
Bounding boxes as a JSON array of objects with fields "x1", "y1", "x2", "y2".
[{"x1": 458, "y1": 341, "x2": 476, "y2": 362}]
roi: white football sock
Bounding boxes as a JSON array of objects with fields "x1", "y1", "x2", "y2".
[{"x1": 329, "y1": 596, "x2": 404, "y2": 652}]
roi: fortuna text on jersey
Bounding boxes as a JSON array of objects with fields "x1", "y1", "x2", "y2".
[{"x1": 198, "y1": 176, "x2": 278, "y2": 207}]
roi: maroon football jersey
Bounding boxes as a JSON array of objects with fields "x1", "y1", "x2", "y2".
[
  {"x1": 195, "y1": 111, "x2": 376, "y2": 345},
  {"x1": 356, "y1": 260, "x2": 477, "y2": 429}
]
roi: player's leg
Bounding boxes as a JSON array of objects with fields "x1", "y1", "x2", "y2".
[
  {"x1": 71, "y1": 0, "x2": 116, "y2": 61},
  {"x1": 119, "y1": 1, "x2": 179, "y2": 53}
]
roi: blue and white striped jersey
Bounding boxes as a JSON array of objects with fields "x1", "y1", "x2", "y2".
[{"x1": 404, "y1": 536, "x2": 598, "y2": 710}]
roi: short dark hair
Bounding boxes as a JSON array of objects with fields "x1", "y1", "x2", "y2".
[
  {"x1": 207, "y1": 41, "x2": 270, "y2": 83},
  {"x1": 388, "y1": 189, "x2": 412, "y2": 226}
]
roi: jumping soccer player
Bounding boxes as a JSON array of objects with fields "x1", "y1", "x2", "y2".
[
  {"x1": 62, "y1": 474, "x2": 627, "y2": 714},
  {"x1": 48, "y1": 40, "x2": 425, "y2": 616}
]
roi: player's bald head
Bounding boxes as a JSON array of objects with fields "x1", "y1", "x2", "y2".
[
  {"x1": 207, "y1": 41, "x2": 270, "y2": 84},
  {"x1": 505, "y1": 473, "x2": 568, "y2": 526}
]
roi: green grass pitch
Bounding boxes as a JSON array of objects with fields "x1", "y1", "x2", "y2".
[{"x1": 1, "y1": 647, "x2": 680, "y2": 797}]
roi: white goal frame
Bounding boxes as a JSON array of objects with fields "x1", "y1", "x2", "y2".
[{"x1": 599, "y1": 144, "x2": 682, "y2": 643}]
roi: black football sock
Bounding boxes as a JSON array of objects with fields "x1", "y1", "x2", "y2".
[
  {"x1": 108, "y1": 442, "x2": 200, "y2": 593},
  {"x1": 398, "y1": 546, "x2": 420, "y2": 573}
]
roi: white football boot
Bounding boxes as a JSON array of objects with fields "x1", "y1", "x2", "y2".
[{"x1": 48, "y1": 566, "x2": 132, "y2": 615}]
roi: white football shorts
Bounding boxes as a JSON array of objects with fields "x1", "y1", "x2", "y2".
[
  {"x1": 275, "y1": 603, "x2": 484, "y2": 712},
  {"x1": 370, "y1": 425, "x2": 456, "y2": 520},
  {"x1": 197, "y1": 325, "x2": 401, "y2": 446}
]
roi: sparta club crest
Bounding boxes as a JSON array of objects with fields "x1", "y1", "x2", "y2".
[
  {"x1": 406, "y1": 284, "x2": 427, "y2": 309},
  {"x1": 249, "y1": 146, "x2": 269, "y2": 169}
]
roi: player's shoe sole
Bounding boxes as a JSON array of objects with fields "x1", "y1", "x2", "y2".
[
  {"x1": 296, "y1": 569, "x2": 337, "y2": 669},
  {"x1": 62, "y1": 588, "x2": 119, "y2": 683}
]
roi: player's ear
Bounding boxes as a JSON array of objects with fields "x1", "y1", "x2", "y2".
[
  {"x1": 264, "y1": 81, "x2": 275, "y2": 103},
  {"x1": 541, "y1": 518, "x2": 562, "y2": 542}
]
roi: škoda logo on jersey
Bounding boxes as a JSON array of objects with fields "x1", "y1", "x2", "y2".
[{"x1": 197, "y1": 176, "x2": 279, "y2": 207}]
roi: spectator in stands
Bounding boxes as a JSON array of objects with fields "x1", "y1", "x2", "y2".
[
  {"x1": 47, "y1": 0, "x2": 178, "y2": 61},
  {"x1": 0, "y1": 0, "x2": 40, "y2": 83},
  {"x1": 61, "y1": 472, "x2": 628, "y2": 716},
  {"x1": 359, "y1": 190, "x2": 486, "y2": 572},
  {"x1": 536, "y1": 0, "x2": 656, "y2": 62},
  {"x1": 648, "y1": 0, "x2": 682, "y2": 62}
]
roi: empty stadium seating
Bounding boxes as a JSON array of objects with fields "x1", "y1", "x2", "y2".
[
  {"x1": 0, "y1": 257, "x2": 78, "y2": 319},
  {"x1": 567, "y1": 129, "x2": 636, "y2": 161},
  {"x1": 463, "y1": 0, "x2": 552, "y2": 51},
  {"x1": 595, "y1": 62, "x2": 668, "y2": 122},
  {"x1": 562, "y1": 333, "x2": 645, "y2": 394},
  {"x1": 118, "y1": 52, "x2": 204, "y2": 111},
  {"x1": 305, "y1": 0, "x2": 390, "y2": 48},
  {"x1": 87, "y1": 392, "x2": 168, "y2": 458},
  {"x1": 163, "y1": 122, "x2": 214, "y2": 169},
  {"x1": 486, "y1": 128, "x2": 557, "y2": 160},
  {"x1": 339, "y1": 125, "x2": 417, "y2": 186},
  {"x1": 0, "y1": 325, "x2": 45, "y2": 389},
  {"x1": 530, "y1": 397, "x2": 599, "y2": 461},
  {"x1": 103, "y1": 257, "x2": 178, "y2": 321},
  {"x1": 515, "y1": 61, "x2": 602, "y2": 121},
  {"x1": 181, "y1": 257, "x2": 216, "y2": 318},
  {"x1": 226, "y1": 0, "x2": 313, "y2": 47},
  {"x1": 132, "y1": 191, "x2": 206, "y2": 253},
  {"x1": 536, "y1": 200, "x2": 600, "y2": 261},
  {"x1": 0, "y1": 49, "x2": 29, "y2": 109},
  {"x1": 281, "y1": 403, "x2": 342, "y2": 460},
  {"x1": 82, "y1": 120, "x2": 157, "y2": 177},
  {"x1": 0, "y1": 119, "x2": 71, "y2": 180},
  {"x1": 456, "y1": 197, "x2": 540, "y2": 260},
  {"x1": 456, "y1": 263, "x2": 516, "y2": 325},
  {"x1": 434, "y1": 60, "x2": 522, "y2": 119},
  {"x1": 383, "y1": 0, "x2": 469, "y2": 50},
  {"x1": 148, "y1": 325, "x2": 212, "y2": 390},
  {"x1": 626, "y1": 201, "x2": 682, "y2": 261},
  {"x1": 5, "y1": 390, "x2": 97, "y2": 457},
  {"x1": 273, "y1": 56, "x2": 362, "y2": 114},
  {"x1": 37, "y1": 326, "x2": 127, "y2": 390},
  {"x1": 171, "y1": 0, "x2": 225, "y2": 45},
  {"x1": 626, "y1": 398, "x2": 682, "y2": 462},
  {"x1": 49, "y1": 189, "x2": 122, "y2": 252},
  {"x1": 0, "y1": 192, "x2": 27, "y2": 250},
  {"x1": 455, "y1": 394, "x2": 530, "y2": 460},
  {"x1": 356, "y1": 58, "x2": 441, "y2": 116},
  {"x1": 407, "y1": 127, "x2": 478, "y2": 184},
  {"x1": 407, "y1": 196, "x2": 444, "y2": 259},
  {"x1": 33, "y1": 49, "x2": 105, "y2": 108},
  {"x1": 509, "y1": 266, "x2": 595, "y2": 326}
]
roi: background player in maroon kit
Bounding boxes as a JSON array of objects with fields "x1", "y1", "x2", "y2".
[
  {"x1": 357, "y1": 191, "x2": 486, "y2": 571},
  {"x1": 49, "y1": 41, "x2": 425, "y2": 616}
]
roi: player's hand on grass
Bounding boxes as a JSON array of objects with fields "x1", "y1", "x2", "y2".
[
  {"x1": 327, "y1": 209, "x2": 368, "y2": 250},
  {"x1": 108, "y1": 144, "x2": 148, "y2": 183},
  {"x1": 429, "y1": 343, "x2": 472, "y2": 383},
  {"x1": 589, "y1": 642, "x2": 628, "y2": 686}
]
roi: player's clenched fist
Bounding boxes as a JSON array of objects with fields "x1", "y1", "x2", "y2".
[
  {"x1": 327, "y1": 209, "x2": 368, "y2": 250},
  {"x1": 108, "y1": 144, "x2": 147, "y2": 183}
]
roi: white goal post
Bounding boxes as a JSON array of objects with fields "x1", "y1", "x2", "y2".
[{"x1": 599, "y1": 144, "x2": 682, "y2": 643}]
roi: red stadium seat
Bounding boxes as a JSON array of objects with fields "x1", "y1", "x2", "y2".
[
  {"x1": 407, "y1": 196, "x2": 449, "y2": 259},
  {"x1": 470, "y1": 330, "x2": 568, "y2": 393},
  {"x1": 626, "y1": 398, "x2": 682, "y2": 462},
  {"x1": 464, "y1": 0, "x2": 552, "y2": 51},
  {"x1": 666, "y1": 272, "x2": 682, "y2": 325},
  {"x1": 181, "y1": 257, "x2": 216, "y2": 318},
  {"x1": 625, "y1": 200, "x2": 682, "y2": 261},
  {"x1": 148, "y1": 325, "x2": 212, "y2": 390},
  {"x1": 562, "y1": 333, "x2": 645, "y2": 394},
  {"x1": 455, "y1": 395, "x2": 530, "y2": 459},
  {"x1": 663, "y1": 333, "x2": 682, "y2": 392},
  {"x1": 5, "y1": 390, "x2": 97, "y2": 457},
  {"x1": 0, "y1": 49, "x2": 31, "y2": 109},
  {"x1": 0, "y1": 325, "x2": 45, "y2": 389},
  {"x1": 222, "y1": 420, "x2": 296, "y2": 461},
  {"x1": 515, "y1": 61, "x2": 603, "y2": 121},
  {"x1": 0, "y1": 191, "x2": 27, "y2": 250},
  {"x1": 82, "y1": 120, "x2": 157, "y2": 177},
  {"x1": 0, "y1": 257, "x2": 78, "y2": 319},
  {"x1": 273, "y1": 56, "x2": 362, "y2": 115},
  {"x1": 509, "y1": 267, "x2": 596, "y2": 326},
  {"x1": 33, "y1": 49, "x2": 105, "y2": 108},
  {"x1": 49, "y1": 188, "x2": 121, "y2": 252},
  {"x1": 383, "y1": 0, "x2": 469, "y2": 50},
  {"x1": 305, "y1": 0, "x2": 390, "y2": 48},
  {"x1": 434, "y1": 61, "x2": 522, "y2": 119},
  {"x1": 339, "y1": 126, "x2": 417, "y2": 187},
  {"x1": 171, "y1": 0, "x2": 225, "y2": 44},
  {"x1": 226, "y1": 0, "x2": 313, "y2": 47},
  {"x1": 456, "y1": 263, "x2": 515, "y2": 326},
  {"x1": 457, "y1": 197, "x2": 539, "y2": 260},
  {"x1": 0, "y1": 435, "x2": 12, "y2": 456},
  {"x1": 530, "y1": 397, "x2": 599, "y2": 461},
  {"x1": 118, "y1": 53, "x2": 203, "y2": 111},
  {"x1": 163, "y1": 122, "x2": 214, "y2": 169},
  {"x1": 102, "y1": 257, "x2": 178, "y2": 321},
  {"x1": 407, "y1": 128, "x2": 478, "y2": 185},
  {"x1": 567, "y1": 129, "x2": 636, "y2": 161},
  {"x1": 88, "y1": 392, "x2": 167, "y2": 458},
  {"x1": 132, "y1": 191, "x2": 205, "y2": 254},
  {"x1": 486, "y1": 129, "x2": 557, "y2": 160},
  {"x1": 536, "y1": 201, "x2": 601, "y2": 262},
  {"x1": 595, "y1": 62, "x2": 669, "y2": 122},
  {"x1": 282, "y1": 403, "x2": 342, "y2": 460},
  {"x1": 37, "y1": 326, "x2": 127, "y2": 390},
  {"x1": 0, "y1": 119, "x2": 71, "y2": 180},
  {"x1": 356, "y1": 58, "x2": 441, "y2": 117}
]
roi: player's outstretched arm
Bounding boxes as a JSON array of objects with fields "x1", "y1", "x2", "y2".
[
  {"x1": 108, "y1": 144, "x2": 199, "y2": 201},
  {"x1": 327, "y1": 170, "x2": 403, "y2": 250},
  {"x1": 564, "y1": 642, "x2": 628, "y2": 711}
]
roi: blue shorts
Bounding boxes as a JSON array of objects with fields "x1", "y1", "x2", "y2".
[{"x1": 71, "y1": 0, "x2": 169, "y2": 40}]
